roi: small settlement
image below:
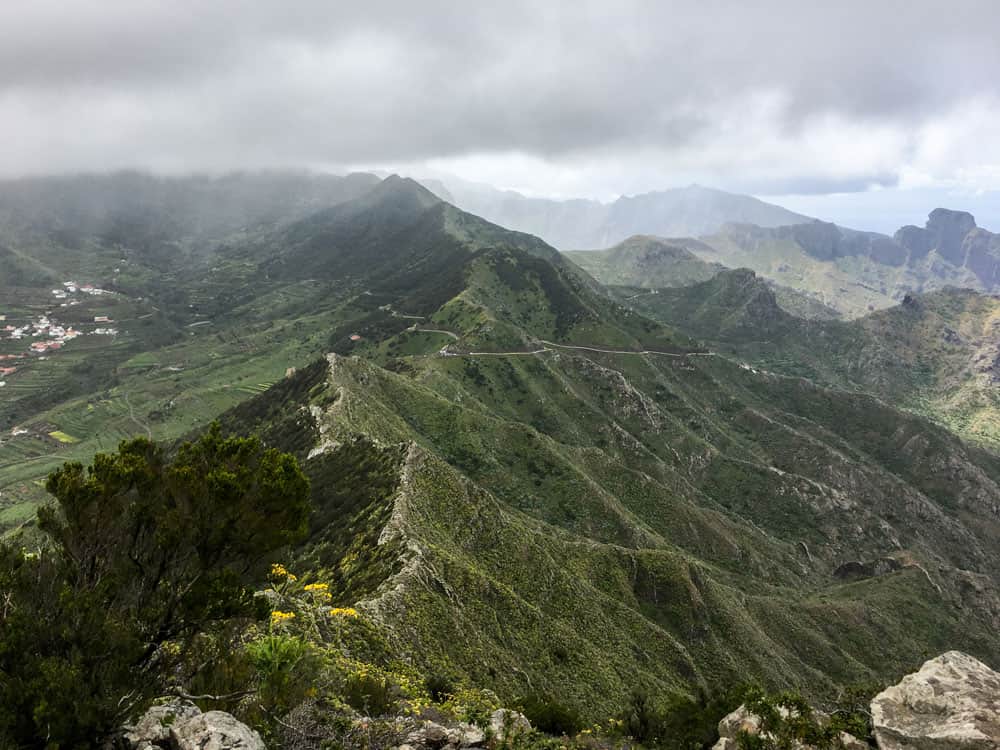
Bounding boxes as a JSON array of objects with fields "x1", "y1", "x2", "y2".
[{"x1": 0, "y1": 281, "x2": 120, "y2": 375}]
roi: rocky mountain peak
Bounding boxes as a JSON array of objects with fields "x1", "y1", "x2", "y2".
[
  {"x1": 927, "y1": 207, "x2": 977, "y2": 235},
  {"x1": 894, "y1": 208, "x2": 982, "y2": 266}
]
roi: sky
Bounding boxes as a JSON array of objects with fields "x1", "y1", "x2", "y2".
[{"x1": 3, "y1": 1, "x2": 1000, "y2": 232}]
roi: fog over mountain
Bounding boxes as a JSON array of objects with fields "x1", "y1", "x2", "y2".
[
  {"x1": 4, "y1": 1, "x2": 1000, "y2": 226},
  {"x1": 421, "y1": 177, "x2": 813, "y2": 249}
]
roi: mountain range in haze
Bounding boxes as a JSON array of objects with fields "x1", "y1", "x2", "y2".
[
  {"x1": 418, "y1": 174, "x2": 1000, "y2": 317},
  {"x1": 421, "y1": 176, "x2": 812, "y2": 249}
]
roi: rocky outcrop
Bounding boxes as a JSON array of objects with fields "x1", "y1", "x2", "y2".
[
  {"x1": 123, "y1": 701, "x2": 264, "y2": 750},
  {"x1": 871, "y1": 650, "x2": 1000, "y2": 749},
  {"x1": 895, "y1": 210, "x2": 1000, "y2": 287},
  {"x1": 402, "y1": 720, "x2": 487, "y2": 750},
  {"x1": 397, "y1": 714, "x2": 527, "y2": 750},
  {"x1": 895, "y1": 209, "x2": 978, "y2": 265},
  {"x1": 926, "y1": 209, "x2": 978, "y2": 266},
  {"x1": 712, "y1": 704, "x2": 764, "y2": 750},
  {"x1": 711, "y1": 704, "x2": 865, "y2": 750},
  {"x1": 171, "y1": 711, "x2": 265, "y2": 750}
]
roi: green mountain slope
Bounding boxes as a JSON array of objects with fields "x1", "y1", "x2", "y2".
[
  {"x1": 3, "y1": 174, "x2": 1000, "y2": 725},
  {"x1": 218, "y1": 336, "x2": 1000, "y2": 717},
  {"x1": 565, "y1": 236, "x2": 725, "y2": 288},
  {"x1": 210, "y1": 192, "x2": 1000, "y2": 716},
  {"x1": 565, "y1": 236, "x2": 840, "y2": 320},
  {"x1": 0, "y1": 175, "x2": 688, "y2": 530}
]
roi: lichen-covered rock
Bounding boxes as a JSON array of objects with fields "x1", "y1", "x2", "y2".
[
  {"x1": 838, "y1": 731, "x2": 869, "y2": 750},
  {"x1": 489, "y1": 710, "x2": 531, "y2": 743},
  {"x1": 871, "y1": 650, "x2": 1000, "y2": 750},
  {"x1": 402, "y1": 719, "x2": 487, "y2": 750},
  {"x1": 405, "y1": 721, "x2": 450, "y2": 748},
  {"x1": 170, "y1": 710, "x2": 265, "y2": 750},
  {"x1": 713, "y1": 703, "x2": 763, "y2": 749},
  {"x1": 125, "y1": 700, "x2": 202, "y2": 748},
  {"x1": 447, "y1": 723, "x2": 485, "y2": 747}
]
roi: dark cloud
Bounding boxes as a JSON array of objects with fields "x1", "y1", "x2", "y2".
[{"x1": 1, "y1": 0, "x2": 999, "y2": 198}]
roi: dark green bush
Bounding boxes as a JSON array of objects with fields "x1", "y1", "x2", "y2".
[
  {"x1": 658, "y1": 688, "x2": 744, "y2": 750},
  {"x1": 425, "y1": 673, "x2": 457, "y2": 704},
  {"x1": 0, "y1": 425, "x2": 311, "y2": 748},
  {"x1": 619, "y1": 686, "x2": 744, "y2": 749},
  {"x1": 519, "y1": 693, "x2": 582, "y2": 737},
  {"x1": 343, "y1": 672, "x2": 398, "y2": 717},
  {"x1": 827, "y1": 682, "x2": 883, "y2": 743},
  {"x1": 738, "y1": 687, "x2": 837, "y2": 750},
  {"x1": 623, "y1": 688, "x2": 665, "y2": 744}
]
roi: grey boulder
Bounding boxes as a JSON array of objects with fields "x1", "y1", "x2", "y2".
[{"x1": 871, "y1": 650, "x2": 1000, "y2": 750}]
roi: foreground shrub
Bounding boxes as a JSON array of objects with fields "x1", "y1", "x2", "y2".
[
  {"x1": 442, "y1": 687, "x2": 503, "y2": 728},
  {"x1": 0, "y1": 425, "x2": 311, "y2": 748},
  {"x1": 248, "y1": 632, "x2": 318, "y2": 714},
  {"x1": 519, "y1": 693, "x2": 582, "y2": 737},
  {"x1": 737, "y1": 687, "x2": 835, "y2": 750},
  {"x1": 623, "y1": 688, "x2": 664, "y2": 744},
  {"x1": 343, "y1": 671, "x2": 399, "y2": 717},
  {"x1": 425, "y1": 673, "x2": 457, "y2": 704},
  {"x1": 619, "y1": 685, "x2": 744, "y2": 749}
]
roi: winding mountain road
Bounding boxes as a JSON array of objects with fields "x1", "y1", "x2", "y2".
[{"x1": 438, "y1": 338, "x2": 715, "y2": 359}]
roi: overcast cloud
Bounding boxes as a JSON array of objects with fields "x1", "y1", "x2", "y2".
[{"x1": 4, "y1": 1, "x2": 1000, "y2": 229}]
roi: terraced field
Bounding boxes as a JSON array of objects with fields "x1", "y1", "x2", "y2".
[{"x1": 0, "y1": 287, "x2": 366, "y2": 531}]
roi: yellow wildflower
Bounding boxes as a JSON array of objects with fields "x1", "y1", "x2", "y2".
[
  {"x1": 304, "y1": 582, "x2": 329, "y2": 592},
  {"x1": 270, "y1": 610, "x2": 296, "y2": 625},
  {"x1": 329, "y1": 607, "x2": 360, "y2": 618},
  {"x1": 270, "y1": 563, "x2": 297, "y2": 582}
]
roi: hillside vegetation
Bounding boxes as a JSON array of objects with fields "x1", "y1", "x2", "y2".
[{"x1": 626, "y1": 269, "x2": 1000, "y2": 449}]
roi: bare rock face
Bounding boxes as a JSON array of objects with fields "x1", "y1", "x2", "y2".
[
  {"x1": 124, "y1": 703, "x2": 263, "y2": 750},
  {"x1": 871, "y1": 650, "x2": 1000, "y2": 750},
  {"x1": 403, "y1": 719, "x2": 486, "y2": 749},
  {"x1": 125, "y1": 700, "x2": 201, "y2": 748},
  {"x1": 170, "y1": 711, "x2": 265, "y2": 750},
  {"x1": 712, "y1": 704, "x2": 763, "y2": 750}
]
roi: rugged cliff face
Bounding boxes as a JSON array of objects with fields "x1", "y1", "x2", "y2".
[
  {"x1": 640, "y1": 210, "x2": 1000, "y2": 317},
  {"x1": 895, "y1": 209, "x2": 1000, "y2": 288}
]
